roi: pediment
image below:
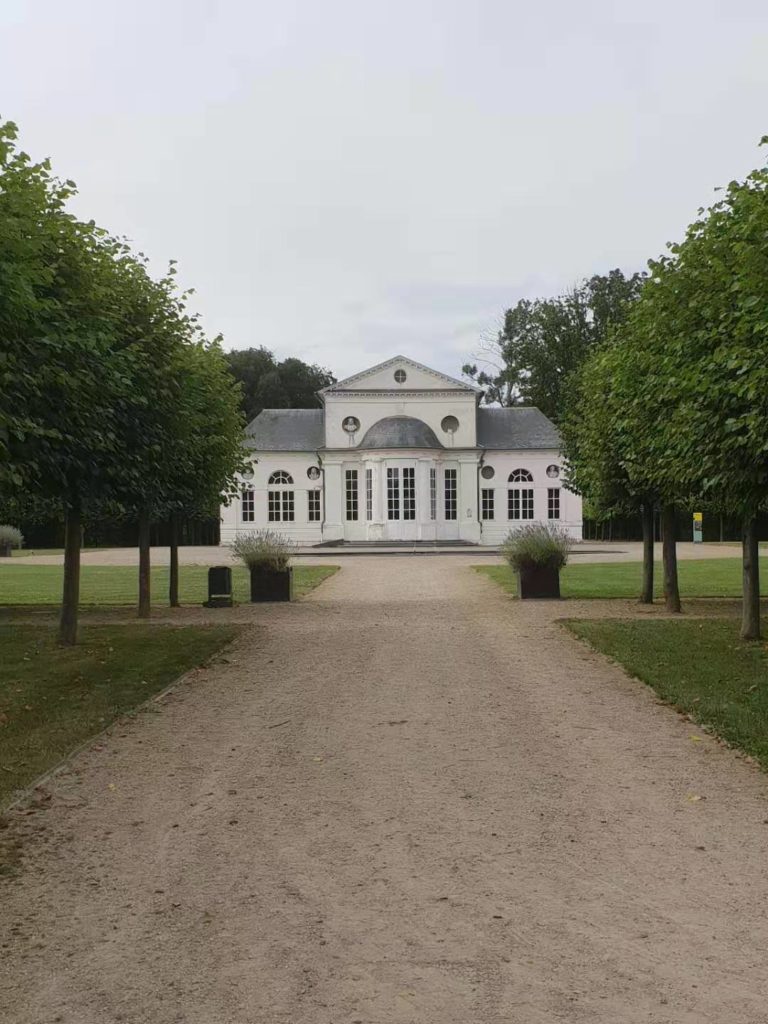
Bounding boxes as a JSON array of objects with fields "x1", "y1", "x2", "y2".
[{"x1": 321, "y1": 355, "x2": 480, "y2": 394}]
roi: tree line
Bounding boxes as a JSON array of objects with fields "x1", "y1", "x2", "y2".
[
  {"x1": 0, "y1": 123, "x2": 338, "y2": 644},
  {"x1": 562, "y1": 142, "x2": 768, "y2": 640},
  {"x1": 466, "y1": 143, "x2": 768, "y2": 639},
  {"x1": 0, "y1": 121, "x2": 246, "y2": 645}
]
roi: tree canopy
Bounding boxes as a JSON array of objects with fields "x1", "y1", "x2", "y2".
[
  {"x1": 562, "y1": 140, "x2": 768, "y2": 637},
  {"x1": 463, "y1": 269, "x2": 645, "y2": 420},
  {"x1": 225, "y1": 347, "x2": 335, "y2": 422},
  {"x1": 0, "y1": 120, "x2": 244, "y2": 641}
]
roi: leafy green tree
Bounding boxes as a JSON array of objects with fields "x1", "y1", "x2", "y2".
[
  {"x1": 561, "y1": 342, "x2": 658, "y2": 603},
  {"x1": 0, "y1": 122, "x2": 245, "y2": 638},
  {"x1": 464, "y1": 269, "x2": 644, "y2": 420},
  {"x1": 623, "y1": 149, "x2": 768, "y2": 638},
  {"x1": 0, "y1": 123, "x2": 146, "y2": 643},
  {"x1": 163, "y1": 339, "x2": 245, "y2": 607},
  {"x1": 226, "y1": 347, "x2": 335, "y2": 421}
]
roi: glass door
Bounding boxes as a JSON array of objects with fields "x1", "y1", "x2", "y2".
[{"x1": 383, "y1": 461, "x2": 419, "y2": 540}]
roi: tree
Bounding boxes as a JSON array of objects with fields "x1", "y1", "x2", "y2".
[
  {"x1": 0, "y1": 121, "x2": 246, "y2": 639},
  {"x1": 0, "y1": 123, "x2": 147, "y2": 643},
  {"x1": 226, "y1": 347, "x2": 335, "y2": 421},
  {"x1": 463, "y1": 269, "x2": 645, "y2": 420},
  {"x1": 163, "y1": 339, "x2": 245, "y2": 607},
  {"x1": 561, "y1": 342, "x2": 658, "y2": 604},
  {"x1": 622, "y1": 148, "x2": 768, "y2": 638}
]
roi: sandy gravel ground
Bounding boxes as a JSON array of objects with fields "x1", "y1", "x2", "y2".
[{"x1": 2, "y1": 558, "x2": 768, "y2": 1023}]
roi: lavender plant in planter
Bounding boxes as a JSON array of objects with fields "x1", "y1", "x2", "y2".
[
  {"x1": 231, "y1": 529, "x2": 297, "y2": 603},
  {"x1": 0, "y1": 525, "x2": 23, "y2": 558},
  {"x1": 501, "y1": 524, "x2": 571, "y2": 599}
]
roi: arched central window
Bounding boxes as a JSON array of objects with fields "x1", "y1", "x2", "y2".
[
  {"x1": 268, "y1": 470, "x2": 294, "y2": 522},
  {"x1": 508, "y1": 468, "x2": 534, "y2": 520},
  {"x1": 268, "y1": 471, "x2": 293, "y2": 485}
]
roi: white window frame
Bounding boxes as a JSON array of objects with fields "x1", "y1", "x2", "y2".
[
  {"x1": 345, "y1": 469, "x2": 359, "y2": 521},
  {"x1": 547, "y1": 487, "x2": 560, "y2": 520},
  {"x1": 365, "y1": 468, "x2": 373, "y2": 521},
  {"x1": 481, "y1": 488, "x2": 494, "y2": 521},
  {"x1": 241, "y1": 488, "x2": 255, "y2": 522},
  {"x1": 387, "y1": 467, "x2": 400, "y2": 520},
  {"x1": 444, "y1": 468, "x2": 457, "y2": 521}
]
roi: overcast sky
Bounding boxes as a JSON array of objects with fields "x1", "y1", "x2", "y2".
[{"x1": 2, "y1": 1, "x2": 768, "y2": 379}]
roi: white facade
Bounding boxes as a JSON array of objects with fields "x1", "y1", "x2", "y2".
[{"x1": 220, "y1": 356, "x2": 582, "y2": 546}]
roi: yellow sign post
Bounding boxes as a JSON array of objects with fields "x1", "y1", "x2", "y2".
[{"x1": 693, "y1": 512, "x2": 703, "y2": 544}]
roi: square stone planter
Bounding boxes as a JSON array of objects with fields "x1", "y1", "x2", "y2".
[
  {"x1": 517, "y1": 564, "x2": 561, "y2": 599},
  {"x1": 249, "y1": 566, "x2": 293, "y2": 602}
]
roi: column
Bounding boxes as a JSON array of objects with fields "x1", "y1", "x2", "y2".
[
  {"x1": 322, "y1": 459, "x2": 344, "y2": 542},
  {"x1": 458, "y1": 455, "x2": 481, "y2": 543}
]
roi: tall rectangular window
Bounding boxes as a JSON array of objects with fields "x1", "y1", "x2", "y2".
[
  {"x1": 429, "y1": 468, "x2": 436, "y2": 521},
  {"x1": 403, "y1": 467, "x2": 416, "y2": 521},
  {"x1": 547, "y1": 487, "x2": 560, "y2": 520},
  {"x1": 387, "y1": 467, "x2": 400, "y2": 520},
  {"x1": 508, "y1": 488, "x2": 534, "y2": 520},
  {"x1": 444, "y1": 468, "x2": 457, "y2": 520},
  {"x1": 345, "y1": 469, "x2": 358, "y2": 521},
  {"x1": 268, "y1": 490, "x2": 294, "y2": 522},
  {"x1": 308, "y1": 489, "x2": 321, "y2": 522},
  {"x1": 481, "y1": 488, "x2": 494, "y2": 521},
  {"x1": 241, "y1": 488, "x2": 255, "y2": 522},
  {"x1": 365, "y1": 468, "x2": 373, "y2": 521}
]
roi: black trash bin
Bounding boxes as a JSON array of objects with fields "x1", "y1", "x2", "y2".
[{"x1": 204, "y1": 566, "x2": 233, "y2": 608}]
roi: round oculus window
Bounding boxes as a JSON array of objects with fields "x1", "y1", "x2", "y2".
[
  {"x1": 546, "y1": 464, "x2": 560, "y2": 479},
  {"x1": 441, "y1": 415, "x2": 459, "y2": 434},
  {"x1": 394, "y1": 368, "x2": 407, "y2": 383},
  {"x1": 480, "y1": 465, "x2": 495, "y2": 480},
  {"x1": 241, "y1": 467, "x2": 254, "y2": 481},
  {"x1": 342, "y1": 416, "x2": 361, "y2": 434},
  {"x1": 307, "y1": 466, "x2": 321, "y2": 480}
]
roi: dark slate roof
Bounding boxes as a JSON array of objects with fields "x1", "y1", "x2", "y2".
[
  {"x1": 477, "y1": 407, "x2": 561, "y2": 450},
  {"x1": 245, "y1": 409, "x2": 324, "y2": 451},
  {"x1": 359, "y1": 416, "x2": 442, "y2": 449},
  {"x1": 245, "y1": 405, "x2": 561, "y2": 452}
]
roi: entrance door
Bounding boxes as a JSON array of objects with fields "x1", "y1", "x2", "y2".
[{"x1": 383, "y1": 460, "x2": 420, "y2": 541}]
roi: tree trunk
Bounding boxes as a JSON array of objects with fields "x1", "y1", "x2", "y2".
[
  {"x1": 59, "y1": 502, "x2": 82, "y2": 646},
  {"x1": 741, "y1": 515, "x2": 761, "y2": 641},
  {"x1": 719, "y1": 513, "x2": 724, "y2": 543},
  {"x1": 640, "y1": 503, "x2": 654, "y2": 604},
  {"x1": 169, "y1": 513, "x2": 180, "y2": 608},
  {"x1": 661, "y1": 503, "x2": 682, "y2": 613},
  {"x1": 138, "y1": 509, "x2": 151, "y2": 619}
]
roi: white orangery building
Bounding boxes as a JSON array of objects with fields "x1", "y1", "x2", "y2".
[{"x1": 220, "y1": 356, "x2": 582, "y2": 546}]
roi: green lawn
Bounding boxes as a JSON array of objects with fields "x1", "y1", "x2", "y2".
[
  {"x1": 474, "y1": 558, "x2": 768, "y2": 600},
  {"x1": 0, "y1": 623, "x2": 238, "y2": 828},
  {"x1": 0, "y1": 564, "x2": 338, "y2": 606},
  {"x1": 566, "y1": 618, "x2": 768, "y2": 769}
]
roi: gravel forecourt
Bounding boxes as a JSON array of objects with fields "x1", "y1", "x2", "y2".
[{"x1": 2, "y1": 556, "x2": 768, "y2": 1023}]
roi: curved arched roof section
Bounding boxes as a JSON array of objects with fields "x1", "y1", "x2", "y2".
[{"x1": 359, "y1": 416, "x2": 442, "y2": 450}]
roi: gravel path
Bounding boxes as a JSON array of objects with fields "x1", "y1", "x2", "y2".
[
  {"x1": 2, "y1": 558, "x2": 768, "y2": 1023},
  {"x1": 3, "y1": 539, "x2": 747, "y2": 565}
]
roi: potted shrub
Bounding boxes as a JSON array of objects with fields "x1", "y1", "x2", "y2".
[
  {"x1": 0, "y1": 525, "x2": 23, "y2": 558},
  {"x1": 231, "y1": 529, "x2": 297, "y2": 602},
  {"x1": 501, "y1": 523, "x2": 571, "y2": 599}
]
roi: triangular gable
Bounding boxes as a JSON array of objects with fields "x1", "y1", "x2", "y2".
[{"x1": 321, "y1": 355, "x2": 481, "y2": 394}]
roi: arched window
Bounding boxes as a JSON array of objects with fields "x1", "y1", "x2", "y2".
[
  {"x1": 508, "y1": 469, "x2": 534, "y2": 520},
  {"x1": 267, "y1": 471, "x2": 294, "y2": 522}
]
